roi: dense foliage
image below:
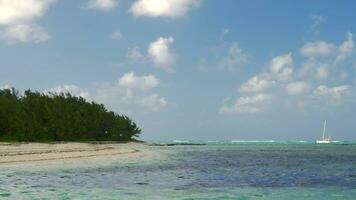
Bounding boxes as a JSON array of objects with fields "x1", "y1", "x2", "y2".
[{"x1": 0, "y1": 88, "x2": 141, "y2": 142}]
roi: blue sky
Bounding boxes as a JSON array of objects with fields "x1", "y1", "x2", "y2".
[{"x1": 1, "y1": 0, "x2": 356, "y2": 141}]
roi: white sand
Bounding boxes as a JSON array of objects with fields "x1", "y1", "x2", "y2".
[{"x1": 0, "y1": 142, "x2": 145, "y2": 166}]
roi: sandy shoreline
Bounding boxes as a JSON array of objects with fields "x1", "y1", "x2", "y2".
[{"x1": 0, "y1": 142, "x2": 146, "y2": 166}]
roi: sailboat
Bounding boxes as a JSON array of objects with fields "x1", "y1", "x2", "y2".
[{"x1": 316, "y1": 120, "x2": 331, "y2": 144}]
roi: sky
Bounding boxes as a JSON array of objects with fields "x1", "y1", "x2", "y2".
[{"x1": 1, "y1": 0, "x2": 356, "y2": 141}]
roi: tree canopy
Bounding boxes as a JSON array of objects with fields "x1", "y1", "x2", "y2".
[{"x1": 0, "y1": 88, "x2": 141, "y2": 142}]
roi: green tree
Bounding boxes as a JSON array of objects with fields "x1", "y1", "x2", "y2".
[{"x1": 0, "y1": 88, "x2": 141, "y2": 142}]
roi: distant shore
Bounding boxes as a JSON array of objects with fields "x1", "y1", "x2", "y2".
[{"x1": 0, "y1": 142, "x2": 146, "y2": 167}]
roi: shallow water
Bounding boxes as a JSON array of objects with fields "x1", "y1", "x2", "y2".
[{"x1": 1, "y1": 143, "x2": 356, "y2": 199}]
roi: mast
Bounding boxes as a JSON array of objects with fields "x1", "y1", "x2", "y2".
[{"x1": 322, "y1": 120, "x2": 327, "y2": 140}]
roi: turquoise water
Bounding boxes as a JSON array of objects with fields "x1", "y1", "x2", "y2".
[{"x1": 1, "y1": 142, "x2": 356, "y2": 199}]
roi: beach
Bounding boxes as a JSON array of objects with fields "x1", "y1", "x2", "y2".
[
  {"x1": 1, "y1": 142, "x2": 356, "y2": 199},
  {"x1": 0, "y1": 142, "x2": 145, "y2": 166}
]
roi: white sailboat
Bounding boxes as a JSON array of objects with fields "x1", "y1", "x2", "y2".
[{"x1": 316, "y1": 120, "x2": 331, "y2": 144}]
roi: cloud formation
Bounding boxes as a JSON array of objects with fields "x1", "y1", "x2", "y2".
[
  {"x1": 220, "y1": 43, "x2": 248, "y2": 71},
  {"x1": 239, "y1": 76, "x2": 274, "y2": 93},
  {"x1": 219, "y1": 94, "x2": 271, "y2": 114},
  {"x1": 313, "y1": 85, "x2": 350, "y2": 100},
  {"x1": 299, "y1": 33, "x2": 354, "y2": 80},
  {"x1": 0, "y1": 0, "x2": 55, "y2": 43},
  {"x1": 0, "y1": 84, "x2": 11, "y2": 90},
  {"x1": 130, "y1": 0, "x2": 200, "y2": 18},
  {"x1": 46, "y1": 72, "x2": 167, "y2": 113},
  {"x1": 95, "y1": 72, "x2": 167, "y2": 112},
  {"x1": 336, "y1": 32, "x2": 354, "y2": 62},
  {"x1": 269, "y1": 53, "x2": 294, "y2": 82},
  {"x1": 148, "y1": 36, "x2": 176, "y2": 72},
  {"x1": 285, "y1": 81, "x2": 310, "y2": 95},
  {"x1": 315, "y1": 66, "x2": 328, "y2": 80},
  {"x1": 85, "y1": 0, "x2": 118, "y2": 11},
  {"x1": 219, "y1": 32, "x2": 355, "y2": 115},
  {"x1": 127, "y1": 46, "x2": 146, "y2": 62},
  {"x1": 118, "y1": 72, "x2": 159, "y2": 91},
  {"x1": 46, "y1": 85, "x2": 90, "y2": 99},
  {"x1": 140, "y1": 94, "x2": 167, "y2": 112},
  {"x1": 0, "y1": 23, "x2": 49, "y2": 43},
  {"x1": 300, "y1": 41, "x2": 335, "y2": 57}
]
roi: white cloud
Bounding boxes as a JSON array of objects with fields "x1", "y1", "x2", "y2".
[
  {"x1": 298, "y1": 33, "x2": 354, "y2": 81},
  {"x1": 221, "y1": 53, "x2": 294, "y2": 114},
  {"x1": 128, "y1": 38, "x2": 176, "y2": 71},
  {"x1": 141, "y1": 93, "x2": 167, "y2": 112},
  {"x1": 127, "y1": 46, "x2": 146, "y2": 62},
  {"x1": 239, "y1": 76, "x2": 274, "y2": 93},
  {"x1": 220, "y1": 43, "x2": 248, "y2": 71},
  {"x1": 46, "y1": 72, "x2": 167, "y2": 113},
  {"x1": 46, "y1": 85, "x2": 90, "y2": 99},
  {"x1": 220, "y1": 33, "x2": 356, "y2": 115},
  {"x1": 118, "y1": 72, "x2": 159, "y2": 91},
  {"x1": 270, "y1": 53, "x2": 293, "y2": 74},
  {"x1": 237, "y1": 53, "x2": 293, "y2": 94},
  {"x1": 148, "y1": 36, "x2": 175, "y2": 72},
  {"x1": 0, "y1": 23, "x2": 49, "y2": 43},
  {"x1": 269, "y1": 53, "x2": 294, "y2": 82},
  {"x1": 0, "y1": 0, "x2": 55, "y2": 43},
  {"x1": 130, "y1": 0, "x2": 200, "y2": 18},
  {"x1": 300, "y1": 41, "x2": 335, "y2": 57},
  {"x1": 94, "y1": 84, "x2": 132, "y2": 106},
  {"x1": 298, "y1": 58, "x2": 330, "y2": 80},
  {"x1": 95, "y1": 86, "x2": 167, "y2": 112},
  {"x1": 110, "y1": 29, "x2": 122, "y2": 40},
  {"x1": 0, "y1": 84, "x2": 11, "y2": 90},
  {"x1": 285, "y1": 81, "x2": 310, "y2": 95},
  {"x1": 298, "y1": 58, "x2": 315, "y2": 78},
  {"x1": 85, "y1": 0, "x2": 118, "y2": 11},
  {"x1": 0, "y1": 0, "x2": 54, "y2": 25},
  {"x1": 95, "y1": 73, "x2": 166, "y2": 112},
  {"x1": 299, "y1": 33, "x2": 354, "y2": 69},
  {"x1": 336, "y1": 32, "x2": 354, "y2": 62},
  {"x1": 300, "y1": 85, "x2": 353, "y2": 108},
  {"x1": 219, "y1": 94, "x2": 271, "y2": 114},
  {"x1": 313, "y1": 85, "x2": 351, "y2": 100}
]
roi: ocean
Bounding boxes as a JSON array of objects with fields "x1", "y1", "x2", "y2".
[{"x1": 1, "y1": 141, "x2": 356, "y2": 199}]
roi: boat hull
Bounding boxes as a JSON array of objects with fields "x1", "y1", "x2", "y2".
[{"x1": 316, "y1": 140, "x2": 332, "y2": 144}]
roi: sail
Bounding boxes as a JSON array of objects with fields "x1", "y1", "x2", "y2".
[{"x1": 322, "y1": 120, "x2": 327, "y2": 140}]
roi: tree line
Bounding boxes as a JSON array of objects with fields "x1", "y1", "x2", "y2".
[{"x1": 0, "y1": 88, "x2": 141, "y2": 142}]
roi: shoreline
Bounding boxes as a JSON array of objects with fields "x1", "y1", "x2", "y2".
[{"x1": 0, "y1": 142, "x2": 146, "y2": 167}]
